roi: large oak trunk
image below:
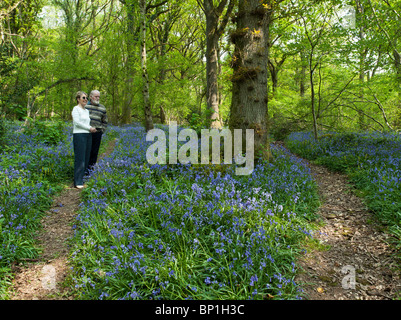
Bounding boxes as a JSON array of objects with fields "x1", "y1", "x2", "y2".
[{"x1": 229, "y1": 0, "x2": 272, "y2": 160}]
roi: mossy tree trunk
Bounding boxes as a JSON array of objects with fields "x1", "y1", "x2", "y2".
[{"x1": 229, "y1": 0, "x2": 272, "y2": 161}]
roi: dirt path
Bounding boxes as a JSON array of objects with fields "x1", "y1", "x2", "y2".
[
  {"x1": 296, "y1": 162, "x2": 401, "y2": 300},
  {"x1": 9, "y1": 187, "x2": 80, "y2": 300},
  {"x1": 9, "y1": 139, "x2": 117, "y2": 300}
]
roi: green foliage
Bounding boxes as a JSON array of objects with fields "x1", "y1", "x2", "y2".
[
  {"x1": 23, "y1": 119, "x2": 68, "y2": 146},
  {"x1": 187, "y1": 108, "x2": 214, "y2": 135},
  {"x1": 1, "y1": 0, "x2": 401, "y2": 138},
  {"x1": 187, "y1": 112, "x2": 205, "y2": 135},
  {"x1": 269, "y1": 112, "x2": 308, "y2": 142}
]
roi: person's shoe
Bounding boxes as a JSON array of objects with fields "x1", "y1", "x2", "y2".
[{"x1": 75, "y1": 185, "x2": 84, "y2": 189}]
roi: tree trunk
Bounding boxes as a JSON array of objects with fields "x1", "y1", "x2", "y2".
[
  {"x1": 300, "y1": 51, "x2": 306, "y2": 97},
  {"x1": 268, "y1": 56, "x2": 285, "y2": 95},
  {"x1": 394, "y1": 48, "x2": 401, "y2": 94},
  {"x1": 268, "y1": 59, "x2": 278, "y2": 94},
  {"x1": 356, "y1": 0, "x2": 366, "y2": 129},
  {"x1": 121, "y1": 1, "x2": 135, "y2": 125},
  {"x1": 155, "y1": 6, "x2": 179, "y2": 124},
  {"x1": 394, "y1": 47, "x2": 401, "y2": 123},
  {"x1": 160, "y1": 105, "x2": 166, "y2": 123},
  {"x1": 205, "y1": 9, "x2": 221, "y2": 129},
  {"x1": 309, "y1": 55, "x2": 318, "y2": 140},
  {"x1": 140, "y1": 0, "x2": 154, "y2": 132},
  {"x1": 229, "y1": 0, "x2": 272, "y2": 161},
  {"x1": 202, "y1": 0, "x2": 235, "y2": 129}
]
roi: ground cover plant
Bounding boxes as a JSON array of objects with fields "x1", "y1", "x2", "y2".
[
  {"x1": 0, "y1": 120, "x2": 75, "y2": 297},
  {"x1": 70, "y1": 124, "x2": 320, "y2": 300},
  {"x1": 286, "y1": 131, "x2": 401, "y2": 249}
]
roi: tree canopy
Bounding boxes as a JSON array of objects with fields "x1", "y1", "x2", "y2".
[{"x1": 1, "y1": 0, "x2": 400, "y2": 137}]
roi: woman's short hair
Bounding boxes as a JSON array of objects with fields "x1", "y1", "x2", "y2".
[{"x1": 75, "y1": 91, "x2": 87, "y2": 103}]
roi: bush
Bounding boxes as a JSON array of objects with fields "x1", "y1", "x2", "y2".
[
  {"x1": 269, "y1": 113, "x2": 306, "y2": 141},
  {"x1": 23, "y1": 119, "x2": 67, "y2": 146}
]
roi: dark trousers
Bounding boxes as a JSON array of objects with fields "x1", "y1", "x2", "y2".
[
  {"x1": 73, "y1": 133, "x2": 92, "y2": 186},
  {"x1": 88, "y1": 131, "x2": 103, "y2": 170}
]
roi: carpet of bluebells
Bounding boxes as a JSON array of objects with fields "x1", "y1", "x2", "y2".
[
  {"x1": 0, "y1": 120, "x2": 74, "y2": 296},
  {"x1": 70, "y1": 124, "x2": 320, "y2": 300},
  {"x1": 286, "y1": 131, "x2": 401, "y2": 247},
  {"x1": 0, "y1": 121, "x2": 321, "y2": 300},
  {"x1": 3, "y1": 123, "x2": 401, "y2": 300}
]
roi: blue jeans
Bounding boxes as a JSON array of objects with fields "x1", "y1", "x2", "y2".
[{"x1": 73, "y1": 133, "x2": 92, "y2": 186}]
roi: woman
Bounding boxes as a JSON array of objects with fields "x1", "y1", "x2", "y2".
[{"x1": 72, "y1": 91, "x2": 97, "y2": 189}]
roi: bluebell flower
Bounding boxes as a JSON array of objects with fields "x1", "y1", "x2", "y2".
[{"x1": 250, "y1": 275, "x2": 258, "y2": 286}]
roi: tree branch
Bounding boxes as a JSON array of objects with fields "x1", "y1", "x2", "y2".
[
  {"x1": 338, "y1": 103, "x2": 385, "y2": 130},
  {"x1": 30, "y1": 77, "x2": 95, "y2": 107},
  {"x1": 323, "y1": 73, "x2": 357, "y2": 112},
  {"x1": 217, "y1": 0, "x2": 236, "y2": 37},
  {"x1": 146, "y1": 0, "x2": 168, "y2": 12}
]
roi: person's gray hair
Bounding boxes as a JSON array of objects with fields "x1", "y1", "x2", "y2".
[{"x1": 90, "y1": 90, "x2": 100, "y2": 97}]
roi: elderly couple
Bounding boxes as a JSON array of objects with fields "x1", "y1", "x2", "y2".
[{"x1": 71, "y1": 90, "x2": 108, "y2": 189}]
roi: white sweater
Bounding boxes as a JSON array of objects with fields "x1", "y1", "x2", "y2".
[{"x1": 72, "y1": 105, "x2": 91, "y2": 133}]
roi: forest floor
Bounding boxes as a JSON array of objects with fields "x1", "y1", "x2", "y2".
[
  {"x1": 7, "y1": 140, "x2": 401, "y2": 300},
  {"x1": 9, "y1": 139, "x2": 118, "y2": 300}
]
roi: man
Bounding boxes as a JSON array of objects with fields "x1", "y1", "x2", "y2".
[{"x1": 86, "y1": 90, "x2": 108, "y2": 170}]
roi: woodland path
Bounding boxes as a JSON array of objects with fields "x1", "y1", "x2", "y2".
[
  {"x1": 8, "y1": 140, "x2": 401, "y2": 300},
  {"x1": 9, "y1": 139, "x2": 117, "y2": 300},
  {"x1": 295, "y1": 160, "x2": 401, "y2": 300}
]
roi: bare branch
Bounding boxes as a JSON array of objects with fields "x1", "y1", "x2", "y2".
[
  {"x1": 338, "y1": 103, "x2": 385, "y2": 130},
  {"x1": 323, "y1": 74, "x2": 358, "y2": 112}
]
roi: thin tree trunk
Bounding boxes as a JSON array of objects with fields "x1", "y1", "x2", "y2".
[
  {"x1": 202, "y1": 0, "x2": 235, "y2": 129},
  {"x1": 140, "y1": 0, "x2": 154, "y2": 131},
  {"x1": 300, "y1": 51, "x2": 306, "y2": 97},
  {"x1": 205, "y1": 8, "x2": 221, "y2": 129},
  {"x1": 356, "y1": 0, "x2": 366, "y2": 129},
  {"x1": 268, "y1": 56, "x2": 285, "y2": 95},
  {"x1": 121, "y1": 1, "x2": 135, "y2": 124},
  {"x1": 310, "y1": 59, "x2": 318, "y2": 140},
  {"x1": 155, "y1": 6, "x2": 179, "y2": 124},
  {"x1": 394, "y1": 48, "x2": 401, "y2": 94}
]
